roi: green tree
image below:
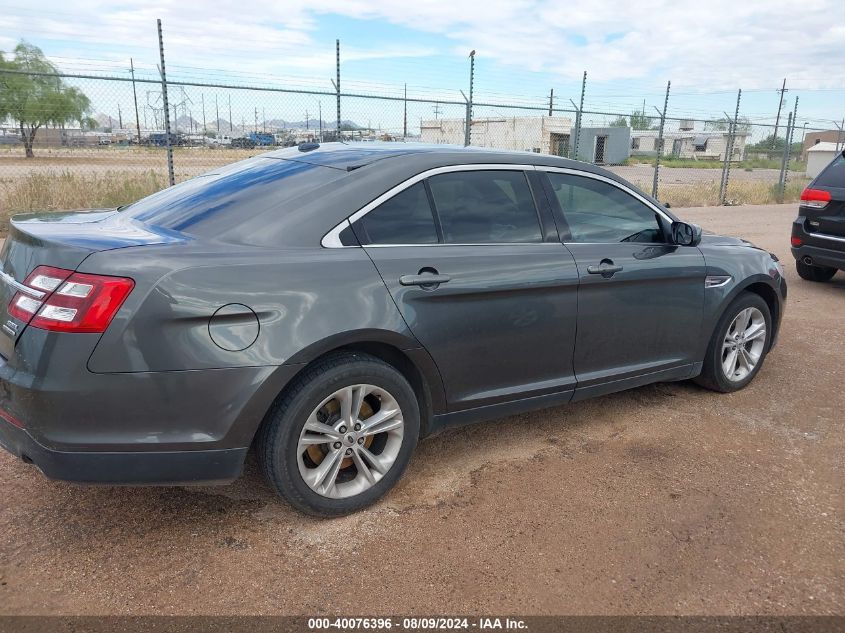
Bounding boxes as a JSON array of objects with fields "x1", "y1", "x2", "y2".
[
  {"x1": 0, "y1": 41, "x2": 92, "y2": 158},
  {"x1": 629, "y1": 109, "x2": 653, "y2": 130},
  {"x1": 609, "y1": 115, "x2": 627, "y2": 127}
]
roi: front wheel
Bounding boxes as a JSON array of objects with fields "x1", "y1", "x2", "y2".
[
  {"x1": 796, "y1": 260, "x2": 837, "y2": 282},
  {"x1": 258, "y1": 352, "x2": 420, "y2": 517},
  {"x1": 694, "y1": 292, "x2": 772, "y2": 393}
]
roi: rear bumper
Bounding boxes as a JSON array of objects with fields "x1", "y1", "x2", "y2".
[
  {"x1": 791, "y1": 218, "x2": 845, "y2": 270},
  {"x1": 0, "y1": 327, "x2": 303, "y2": 485},
  {"x1": 0, "y1": 419, "x2": 247, "y2": 484},
  {"x1": 791, "y1": 244, "x2": 845, "y2": 270}
]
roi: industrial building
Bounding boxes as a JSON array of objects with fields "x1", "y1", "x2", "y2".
[
  {"x1": 631, "y1": 125, "x2": 747, "y2": 161},
  {"x1": 420, "y1": 116, "x2": 573, "y2": 155}
]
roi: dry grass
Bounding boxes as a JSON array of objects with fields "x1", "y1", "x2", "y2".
[
  {"x1": 0, "y1": 170, "x2": 168, "y2": 234},
  {"x1": 630, "y1": 178, "x2": 809, "y2": 207}
]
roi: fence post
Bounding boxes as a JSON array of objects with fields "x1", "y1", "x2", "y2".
[
  {"x1": 651, "y1": 80, "x2": 670, "y2": 200},
  {"x1": 464, "y1": 50, "x2": 475, "y2": 146},
  {"x1": 720, "y1": 89, "x2": 742, "y2": 205},
  {"x1": 335, "y1": 40, "x2": 341, "y2": 138},
  {"x1": 130, "y1": 58, "x2": 141, "y2": 144},
  {"x1": 571, "y1": 71, "x2": 586, "y2": 160},
  {"x1": 156, "y1": 19, "x2": 175, "y2": 186},
  {"x1": 777, "y1": 112, "x2": 793, "y2": 203}
]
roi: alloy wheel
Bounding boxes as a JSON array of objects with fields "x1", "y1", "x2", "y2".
[
  {"x1": 296, "y1": 384, "x2": 404, "y2": 498},
  {"x1": 721, "y1": 307, "x2": 766, "y2": 382}
]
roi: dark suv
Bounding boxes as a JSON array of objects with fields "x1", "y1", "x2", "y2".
[
  {"x1": 0, "y1": 143, "x2": 786, "y2": 516},
  {"x1": 791, "y1": 149, "x2": 845, "y2": 281}
]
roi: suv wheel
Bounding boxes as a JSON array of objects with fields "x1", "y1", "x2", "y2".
[
  {"x1": 796, "y1": 260, "x2": 837, "y2": 282},
  {"x1": 258, "y1": 352, "x2": 419, "y2": 517},
  {"x1": 695, "y1": 292, "x2": 772, "y2": 393}
]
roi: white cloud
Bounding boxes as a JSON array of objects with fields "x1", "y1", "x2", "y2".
[{"x1": 4, "y1": 0, "x2": 843, "y2": 93}]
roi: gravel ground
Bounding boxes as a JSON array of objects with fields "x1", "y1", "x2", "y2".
[{"x1": 0, "y1": 203, "x2": 842, "y2": 616}]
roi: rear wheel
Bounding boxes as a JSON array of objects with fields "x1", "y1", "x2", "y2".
[
  {"x1": 258, "y1": 352, "x2": 419, "y2": 517},
  {"x1": 796, "y1": 260, "x2": 837, "y2": 282},
  {"x1": 695, "y1": 292, "x2": 772, "y2": 393}
]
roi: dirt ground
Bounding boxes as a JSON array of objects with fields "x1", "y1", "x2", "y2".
[{"x1": 0, "y1": 203, "x2": 842, "y2": 616}]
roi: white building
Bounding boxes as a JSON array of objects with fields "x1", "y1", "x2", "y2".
[
  {"x1": 420, "y1": 116, "x2": 572, "y2": 155},
  {"x1": 806, "y1": 142, "x2": 843, "y2": 179},
  {"x1": 631, "y1": 129, "x2": 747, "y2": 161}
]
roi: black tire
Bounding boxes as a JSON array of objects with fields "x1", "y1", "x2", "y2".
[
  {"x1": 257, "y1": 351, "x2": 420, "y2": 517},
  {"x1": 795, "y1": 260, "x2": 837, "y2": 282},
  {"x1": 694, "y1": 292, "x2": 772, "y2": 393}
]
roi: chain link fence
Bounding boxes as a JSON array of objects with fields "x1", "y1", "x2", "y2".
[{"x1": 2, "y1": 56, "x2": 842, "y2": 228}]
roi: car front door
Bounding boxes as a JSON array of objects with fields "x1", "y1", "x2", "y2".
[
  {"x1": 352, "y1": 166, "x2": 579, "y2": 411},
  {"x1": 540, "y1": 168, "x2": 707, "y2": 401}
]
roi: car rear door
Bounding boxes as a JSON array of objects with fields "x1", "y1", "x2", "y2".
[
  {"x1": 539, "y1": 168, "x2": 706, "y2": 401},
  {"x1": 352, "y1": 166, "x2": 580, "y2": 411}
]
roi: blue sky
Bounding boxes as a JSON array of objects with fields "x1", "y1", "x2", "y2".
[{"x1": 3, "y1": 0, "x2": 844, "y2": 137}]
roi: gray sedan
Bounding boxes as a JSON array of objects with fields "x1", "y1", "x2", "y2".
[{"x1": 0, "y1": 143, "x2": 786, "y2": 516}]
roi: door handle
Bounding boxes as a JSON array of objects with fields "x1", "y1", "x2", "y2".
[
  {"x1": 586, "y1": 260, "x2": 623, "y2": 277},
  {"x1": 399, "y1": 273, "x2": 451, "y2": 287}
]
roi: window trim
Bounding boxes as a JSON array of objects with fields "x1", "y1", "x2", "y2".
[
  {"x1": 537, "y1": 166, "x2": 674, "y2": 244},
  {"x1": 322, "y1": 163, "x2": 538, "y2": 248}
]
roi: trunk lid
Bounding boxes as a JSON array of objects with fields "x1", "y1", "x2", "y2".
[
  {"x1": 803, "y1": 151, "x2": 845, "y2": 238},
  {"x1": 0, "y1": 209, "x2": 184, "y2": 358}
]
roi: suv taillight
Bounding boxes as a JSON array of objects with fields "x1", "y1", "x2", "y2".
[
  {"x1": 800, "y1": 188, "x2": 831, "y2": 209},
  {"x1": 7, "y1": 266, "x2": 134, "y2": 333}
]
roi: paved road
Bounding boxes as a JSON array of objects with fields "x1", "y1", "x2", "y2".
[{"x1": 0, "y1": 204, "x2": 842, "y2": 615}]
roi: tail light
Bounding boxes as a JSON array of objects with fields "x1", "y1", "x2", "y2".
[
  {"x1": 800, "y1": 188, "x2": 831, "y2": 209},
  {"x1": 7, "y1": 266, "x2": 134, "y2": 333},
  {"x1": 791, "y1": 236, "x2": 802, "y2": 247}
]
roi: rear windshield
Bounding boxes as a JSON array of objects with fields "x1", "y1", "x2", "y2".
[
  {"x1": 121, "y1": 157, "x2": 346, "y2": 237},
  {"x1": 814, "y1": 151, "x2": 845, "y2": 188}
]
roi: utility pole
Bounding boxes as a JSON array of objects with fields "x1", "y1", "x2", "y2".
[
  {"x1": 130, "y1": 58, "x2": 142, "y2": 143},
  {"x1": 548, "y1": 88, "x2": 554, "y2": 116},
  {"x1": 773, "y1": 78, "x2": 787, "y2": 149},
  {"x1": 117, "y1": 103, "x2": 122, "y2": 129},
  {"x1": 254, "y1": 107, "x2": 258, "y2": 133},
  {"x1": 156, "y1": 18, "x2": 174, "y2": 186},
  {"x1": 305, "y1": 110, "x2": 309, "y2": 132}
]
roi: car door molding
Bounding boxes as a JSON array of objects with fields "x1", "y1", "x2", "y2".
[{"x1": 321, "y1": 163, "x2": 538, "y2": 248}]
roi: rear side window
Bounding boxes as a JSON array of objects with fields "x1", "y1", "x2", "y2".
[
  {"x1": 355, "y1": 182, "x2": 437, "y2": 245},
  {"x1": 427, "y1": 170, "x2": 542, "y2": 243},
  {"x1": 121, "y1": 157, "x2": 346, "y2": 238},
  {"x1": 814, "y1": 152, "x2": 845, "y2": 188}
]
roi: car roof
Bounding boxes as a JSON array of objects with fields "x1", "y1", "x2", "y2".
[{"x1": 262, "y1": 141, "x2": 591, "y2": 172}]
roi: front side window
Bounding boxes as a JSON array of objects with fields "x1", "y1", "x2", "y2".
[
  {"x1": 546, "y1": 172, "x2": 665, "y2": 243},
  {"x1": 356, "y1": 182, "x2": 438, "y2": 245},
  {"x1": 427, "y1": 170, "x2": 542, "y2": 244}
]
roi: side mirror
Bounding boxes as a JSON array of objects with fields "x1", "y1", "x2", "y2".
[{"x1": 671, "y1": 221, "x2": 702, "y2": 247}]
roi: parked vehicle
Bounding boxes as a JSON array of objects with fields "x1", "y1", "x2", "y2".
[
  {"x1": 791, "y1": 149, "x2": 845, "y2": 281},
  {"x1": 249, "y1": 132, "x2": 275, "y2": 147},
  {"x1": 230, "y1": 137, "x2": 256, "y2": 149},
  {"x1": 0, "y1": 143, "x2": 786, "y2": 516}
]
